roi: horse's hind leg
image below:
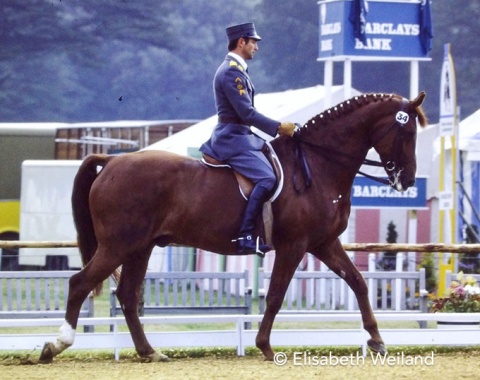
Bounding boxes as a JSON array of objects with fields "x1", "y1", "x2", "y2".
[
  {"x1": 39, "y1": 248, "x2": 122, "y2": 363},
  {"x1": 115, "y1": 254, "x2": 169, "y2": 362},
  {"x1": 312, "y1": 239, "x2": 387, "y2": 355}
]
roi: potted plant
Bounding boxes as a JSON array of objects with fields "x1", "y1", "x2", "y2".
[{"x1": 431, "y1": 272, "x2": 480, "y2": 328}]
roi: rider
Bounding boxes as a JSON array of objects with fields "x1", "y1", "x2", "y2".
[{"x1": 199, "y1": 22, "x2": 297, "y2": 256}]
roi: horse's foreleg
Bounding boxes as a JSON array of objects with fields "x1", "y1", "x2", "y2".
[
  {"x1": 39, "y1": 252, "x2": 121, "y2": 363},
  {"x1": 256, "y1": 250, "x2": 304, "y2": 360},
  {"x1": 312, "y1": 241, "x2": 387, "y2": 355},
  {"x1": 115, "y1": 258, "x2": 169, "y2": 362}
]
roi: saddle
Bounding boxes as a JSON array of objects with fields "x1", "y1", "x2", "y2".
[
  {"x1": 201, "y1": 142, "x2": 283, "y2": 201},
  {"x1": 201, "y1": 142, "x2": 283, "y2": 247}
]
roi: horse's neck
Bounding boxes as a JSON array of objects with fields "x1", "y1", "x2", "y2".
[
  {"x1": 305, "y1": 121, "x2": 371, "y2": 172},
  {"x1": 289, "y1": 109, "x2": 379, "y2": 193},
  {"x1": 306, "y1": 99, "x2": 398, "y2": 162}
]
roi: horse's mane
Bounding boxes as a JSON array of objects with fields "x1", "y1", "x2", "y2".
[{"x1": 298, "y1": 93, "x2": 428, "y2": 138}]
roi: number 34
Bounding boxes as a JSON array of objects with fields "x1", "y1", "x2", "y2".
[{"x1": 396, "y1": 111, "x2": 409, "y2": 124}]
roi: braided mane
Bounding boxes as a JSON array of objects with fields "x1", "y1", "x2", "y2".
[{"x1": 297, "y1": 93, "x2": 427, "y2": 139}]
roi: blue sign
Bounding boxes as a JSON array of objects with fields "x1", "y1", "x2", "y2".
[
  {"x1": 318, "y1": 0, "x2": 433, "y2": 60},
  {"x1": 351, "y1": 176, "x2": 427, "y2": 209}
]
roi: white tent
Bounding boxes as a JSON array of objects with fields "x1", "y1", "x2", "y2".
[
  {"x1": 458, "y1": 109, "x2": 480, "y2": 160},
  {"x1": 144, "y1": 85, "x2": 360, "y2": 157},
  {"x1": 456, "y1": 109, "x2": 480, "y2": 242},
  {"x1": 424, "y1": 107, "x2": 480, "y2": 244}
]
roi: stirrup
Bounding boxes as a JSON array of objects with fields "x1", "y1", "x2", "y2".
[{"x1": 232, "y1": 236, "x2": 270, "y2": 258}]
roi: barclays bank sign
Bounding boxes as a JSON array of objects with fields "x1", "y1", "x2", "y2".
[
  {"x1": 351, "y1": 176, "x2": 427, "y2": 209},
  {"x1": 318, "y1": 0, "x2": 433, "y2": 61}
]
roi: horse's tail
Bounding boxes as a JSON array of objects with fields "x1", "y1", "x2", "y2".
[{"x1": 72, "y1": 154, "x2": 119, "y2": 295}]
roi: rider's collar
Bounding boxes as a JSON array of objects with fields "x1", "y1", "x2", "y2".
[{"x1": 227, "y1": 52, "x2": 248, "y2": 72}]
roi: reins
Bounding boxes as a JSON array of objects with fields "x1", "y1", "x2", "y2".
[
  {"x1": 292, "y1": 136, "x2": 391, "y2": 191},
  {"x1": 293, "y1": 140, "x2": 312, "y2": 193},
  {"x1": 292, "y1": 98, "x2": 414, "y2": 191}
]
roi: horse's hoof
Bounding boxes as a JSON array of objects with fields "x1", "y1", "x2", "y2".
[
  {"x1": 367, "y1": 339, "x2": 388, "y2": 356},
  {"x1": 259, "y1": 347, "x2": 274, "y2": 361},
  {"x1": 38, "y1": 342, "x2": 54, "y2": 364},
  {"x1": 144, "y1": 351, "x2": 170, "y2": 362},
  {"x1": 256, "y1": 338, "x2": 274, "y2": 361}
]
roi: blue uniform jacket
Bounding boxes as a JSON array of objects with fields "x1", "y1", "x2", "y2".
[{"x1": 200, "y1": 55, "x2": 279, "y2": 162}]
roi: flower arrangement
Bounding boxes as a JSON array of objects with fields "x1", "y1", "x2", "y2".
[{"x1": 431, "y1": 272, "x2": 480, "y2": 313}]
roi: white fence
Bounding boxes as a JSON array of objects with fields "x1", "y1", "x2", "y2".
[
  {"x1": 260, "y1": 254, "x2": 427, "y2": 312},
  {"x1": 2, "y1": 241, "x2": 480, "y2": 359},
  {"x1": 1, "y1": 313, "x2": 480, "y2": 360}
]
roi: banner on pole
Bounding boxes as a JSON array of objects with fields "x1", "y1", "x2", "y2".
[
  {"x1": 439, "y1": 44, "x2": 457, "y2": 136},
  {"x1": 318, "y1": 0, "x2": 433, "y2": 61},
  {"x1": 438, "y1": 43, "x2": 457, "y2": 296}
]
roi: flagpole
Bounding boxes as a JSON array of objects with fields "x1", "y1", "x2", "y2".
[{"x1": 438, "y1": 43, "x2": 457, "y2": 296}]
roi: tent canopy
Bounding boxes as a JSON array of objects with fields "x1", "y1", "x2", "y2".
[{"x1": 144, "y1": 85, "x2": 360, "y2": 156}]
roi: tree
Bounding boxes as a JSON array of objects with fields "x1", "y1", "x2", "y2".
[
  {"x1": 377, "y1": 221, "x2": 398, "y2": 271},
  {"x1": 1, "y1": 1, "x2": 479, "y2": 123},
  {"x1": 255, "y1": 0, "x2": 326, "y2": 91},
  {"x1": 0, "y1": 0, "x2": 175, "y2": 121}
]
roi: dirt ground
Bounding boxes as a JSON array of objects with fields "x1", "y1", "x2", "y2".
[{"x1": 1, "y1": 351, "x2": 479, "y2": 380}]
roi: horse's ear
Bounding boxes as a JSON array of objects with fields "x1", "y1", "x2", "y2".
[
  {"x1": 411, "y1": 91, "x2": 426, "y2": 108},
  {"x1": 410, "y1": 91, "x2": 428, "y2": 127}
]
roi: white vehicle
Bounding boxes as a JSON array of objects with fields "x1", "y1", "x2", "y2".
[
  {"x1": 19, "y1": 160, "x2": 82, "y2": 269},
  {"x1": 18, "y1": 160, "x2": 192, "y2": 271},
  {"x1": 1, "y1": 120, "x2": 197, "y2": 270}
]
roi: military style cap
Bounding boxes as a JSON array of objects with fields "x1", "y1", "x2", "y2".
[{"x1": 226, "y1": 22, "x2": 261, "y2": 42}]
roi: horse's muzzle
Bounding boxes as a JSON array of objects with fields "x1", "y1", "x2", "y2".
[{"x1": 393, "y1": 177, "x2": 415, "y2": 192}]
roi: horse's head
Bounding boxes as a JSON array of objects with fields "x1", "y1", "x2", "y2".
[{"x1": 370, "y1": 92, "x2": 427, "y2": 191}]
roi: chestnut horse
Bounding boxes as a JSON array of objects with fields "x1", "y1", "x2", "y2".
[{"x1": 40, "y1": 92, "x2": 426, "y2": 363}]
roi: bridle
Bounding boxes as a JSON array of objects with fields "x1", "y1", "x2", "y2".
[
  {"x1": 359, "y1": 98, "x2": 415, "y2": 187},
  {"x1": 292, "y1": 98, "x2": 417, "y2": 191}
]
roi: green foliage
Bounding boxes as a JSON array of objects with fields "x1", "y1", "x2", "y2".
[
  {"x1": 419, "y1": 252, "x2": 437, "y2": 294},
  {"x1": 2, "y1": 345, "x2": 480, "y2": 363},
  {"x1": 377, "y1": 221, "x2": 398, "y2": 271},
  {"x1": 431, "y1": 272, "x2": 480, "y2": 312},
  {"x1": 1, "y1": 1, "x2": 479, "y2": 123},
  {"x1": 386, "y1": 221, "x2": 398, "y2": 244}
]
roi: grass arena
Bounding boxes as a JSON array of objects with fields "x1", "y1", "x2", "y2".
[{"x1": 1, "y1": 347, "x2": 480, "y2": 380}]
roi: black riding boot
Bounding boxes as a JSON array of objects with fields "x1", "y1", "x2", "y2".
[{"x1": 235, "y1": 184, "x2": 272, "y2": 256}]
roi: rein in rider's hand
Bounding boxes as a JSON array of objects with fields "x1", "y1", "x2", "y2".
[{"x1": 278, "y1": 122, "x2": 298, "y2": 137}]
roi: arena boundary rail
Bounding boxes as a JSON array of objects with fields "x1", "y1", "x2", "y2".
[
  {"x1": 1, "y1": 313, "x2": 480, "y2": 360},
  {"x1": 2, "y1": 240, "x2": 480, "y2": 360},
  {"x1": 0, "y1": 271, "x2": 94, "y2": 332},
  {"x1": 3, "y1": 241, "x2": 480, "y2": 253}
]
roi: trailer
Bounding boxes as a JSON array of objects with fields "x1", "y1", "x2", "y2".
[
  {"x1": 1, "y1": 120, "x2": 198, "y2": 270},
  {"x1": 19, "y1": 160, "x2": 82, "y2": 269}
]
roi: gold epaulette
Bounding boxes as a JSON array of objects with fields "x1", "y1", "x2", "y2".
[{"x1": 229, "y1": 60, "x2": 244, "y2": 72}]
